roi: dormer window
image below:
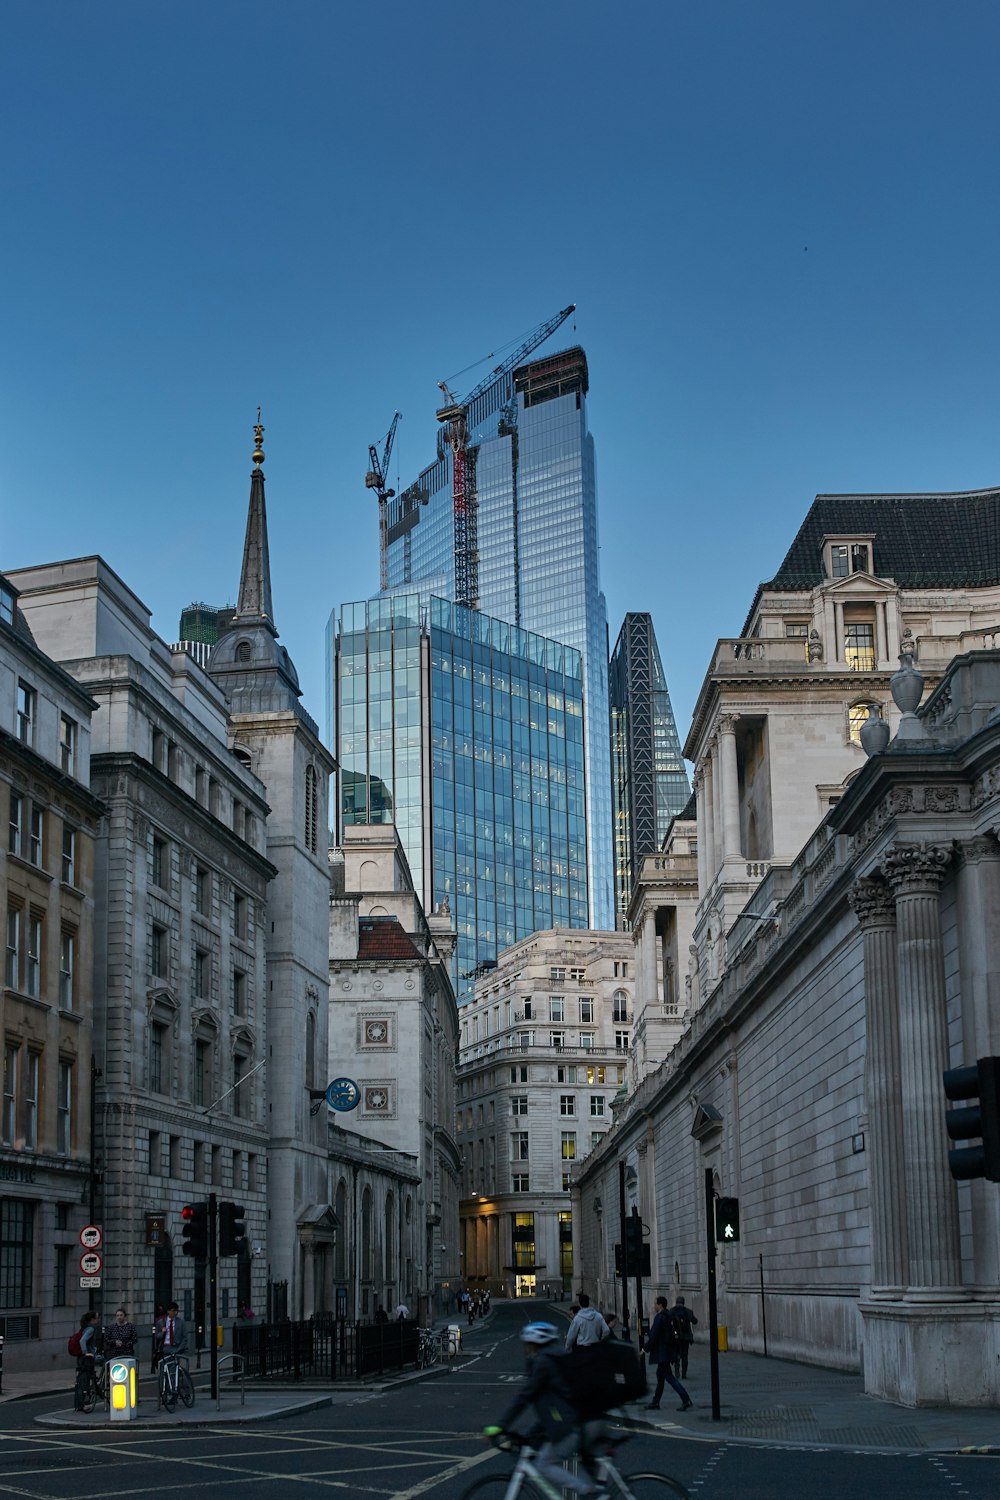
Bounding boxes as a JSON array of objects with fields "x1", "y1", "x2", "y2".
[{"x1": 827, "y1": 539, "x2": 873, "y2": 578}]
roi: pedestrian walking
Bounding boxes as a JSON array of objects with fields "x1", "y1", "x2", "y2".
[
  {"x1": 565, "y1": 1292, "x2": 609, "y2": 1349},
  {"x1": 644, "y1": 1295, "x2": 692, "y2": 1411},
  {"x1": 670, "y1": 1296, "x2": 698, "y2": 1379}
]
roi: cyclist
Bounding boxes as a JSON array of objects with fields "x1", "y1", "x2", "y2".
[
  {"x1": 485, "y1": 1321, "x2": 608, "y2": 1500},
  {"x1": 72, "y1": 1310, "x2": 100, "y2": 1410}
]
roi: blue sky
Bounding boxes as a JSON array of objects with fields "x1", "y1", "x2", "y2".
[{"x1": 4, "y1": 1, "x2": 999, "y2": 749}]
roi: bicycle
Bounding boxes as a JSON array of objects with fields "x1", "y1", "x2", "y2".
[
  {"x1": 459, "y1": 1427, "x2": 689, "y2": 1500},
  {"x1": 74, "y1": 1357, "x2": 99, "y2": 1413},
  {"x1": 157, "y1": 1350, "x2": 195, "y2": 1411},
  {"x1": 418, "y1": 1328, "x2": 441, "y2": 1368}
]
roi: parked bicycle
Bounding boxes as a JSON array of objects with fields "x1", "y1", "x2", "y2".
[
  {"x1": 74, "y1": 1354, "x2": 102, "y2": 1414},
  {"x1": 157, "y1": 1350, "x2": 195, "y2": 1412},
  {"x1": 461, "y1": 1428, "x2": 689, "y2": 1500},
  {"x1": 418, "y1": 1327, "x2": 441, "y2": 1368}
]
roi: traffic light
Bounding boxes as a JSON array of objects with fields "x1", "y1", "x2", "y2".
[
  {"x1": 218, "y1": 1200, "x2": 249, "y2": 1258},
  {"x1": 181, "y1": 1202, "x2": 209, "y2": 1259},
  {"x1": 715, "y1": 1197, "x2": 740, "y2": 1243},
  {"x1": 943, "y1": 1056, "x2": 1000, "y2": 1182}
]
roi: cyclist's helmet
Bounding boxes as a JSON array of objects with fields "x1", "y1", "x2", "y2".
[{"x1": 520, "y1": 1322, "x2": 559, "y2": 1347}]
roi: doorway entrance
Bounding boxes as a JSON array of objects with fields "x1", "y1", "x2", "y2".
[{"x1": 515, "y1": 1274, "x2": 536, "y2": 1297}]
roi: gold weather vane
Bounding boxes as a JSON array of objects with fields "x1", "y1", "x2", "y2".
[{"x1": 252, "y1": 407, "x2": 265, "y2": 468}]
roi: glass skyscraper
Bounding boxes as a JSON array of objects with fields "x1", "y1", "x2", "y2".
[
  {"x1": 609, "y1": 612, "x2": 691, "y2": 921},
  {"x1": 383, "y1": 347, "x2": 613, "y2": 928},
  {"x1": 333, "y1": 593, "x2": 588, "y2": 1004}
]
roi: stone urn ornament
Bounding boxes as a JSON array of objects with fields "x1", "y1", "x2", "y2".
[
  {"x1": 859, "y1": 704, "x2": 890, "y2": 757},
  {"x1": 890, "y1": 650, "x2": 925, "y2": 741}
]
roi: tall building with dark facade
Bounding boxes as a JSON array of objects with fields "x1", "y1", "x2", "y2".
[
  {"x1": 381, "y1": 346, "x2": 613, "y2": 929},
  {"x1": 609, "y1": 612, "x2": 690, "y2": 922},
  {"x1": 333, "y1": 593, "x2": 588, "y2": 1004}
]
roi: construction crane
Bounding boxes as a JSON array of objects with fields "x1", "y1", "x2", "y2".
[
  {"x1": 365, "y1": 411, "x2": 401, "y2": 591},
  {"x1": 436, "y1": 303, "x2": 575, "y2": 609}
]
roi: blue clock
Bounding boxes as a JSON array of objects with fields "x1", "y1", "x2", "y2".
[{"x1": 325, "y1": 1077, "x2": 361, "y2": 1112}]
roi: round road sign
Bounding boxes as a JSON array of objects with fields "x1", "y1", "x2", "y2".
[
  {"x1": 80, "y1": 1224, "x2": 103, "y2": 1249},
  {"x1": 80, "y1": 1250, "x2": 103, "y2": 1275}
]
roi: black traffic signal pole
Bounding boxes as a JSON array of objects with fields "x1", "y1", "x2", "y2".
[
  {"x1": 209, "y1": 1193, "x2": 218, "y2": 1402},
  {"x1": 630, "y1": 1206, "x2": 646, "y2": 1356},
  {"x1": 704, "y1": 1168, "x2": 721, "y2": 1420}
]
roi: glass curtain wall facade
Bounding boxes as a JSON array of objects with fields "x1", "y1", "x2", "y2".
[
  {"x1": 333, "y1": 594, "x2": 588, "y2": 1004},
  {"x1": 382, "y1": 347, "x2": 613, "y2": 929},
  {"x1": 609, "y1": 612, "x2": 690, "y2": 922}
]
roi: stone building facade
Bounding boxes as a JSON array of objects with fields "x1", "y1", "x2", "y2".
[
  {"x1": 328, "y1": 823, "x2": 460, "y2": 1320},
  {"x1": 576, "y1": 488, "x2": 1000, "y2": 1407},
  {"x1": 456, "y1": 928, "x2": 633, "y2": 1298},
  {"x1": 1, "y1": 575, "x2": 103, "y2": 1356},
  {"x1": 9, "y1": 556, "x2": 274, "y2": 1343}
]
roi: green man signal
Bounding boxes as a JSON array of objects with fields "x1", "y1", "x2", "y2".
[{"x1": 714, "y1": 1197, "x2": 740, "y2": 1243}]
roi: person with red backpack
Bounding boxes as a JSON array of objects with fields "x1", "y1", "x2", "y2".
[
  {"x1": 70, "y1": 1310, "x2": 100, "y2": 1410},
  {"x1": 644, "y1": 1296, "x2": 692, "y2": 1411}
]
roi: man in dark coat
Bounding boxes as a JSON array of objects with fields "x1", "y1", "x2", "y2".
[
  {"x1": 670, "y1": 1296, "x2": 698, "y2": 1379},
  {"x1": 644, "y1": 1296, "x2": 692, "y2": 1411}
]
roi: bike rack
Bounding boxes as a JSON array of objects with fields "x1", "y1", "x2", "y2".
[{"x1": 216, "y1": 1353, "x2": 246, "y2": 1409}]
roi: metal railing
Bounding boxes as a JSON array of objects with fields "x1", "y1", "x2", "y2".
[
  {"x1": 232, "y1": 1317, "x2": 420, "y2": 1382},
  {"x1": 216, "y1": 1352, "x2": 246, "y2": 1408}
]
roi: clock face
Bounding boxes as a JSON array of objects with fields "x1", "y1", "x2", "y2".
[
  {"x1": 325, "y1": 1077, "x2": 360, "y2": 1112},
  {"x1": 365, "y1": 1020, "x2": 388, "y2": 1043}
]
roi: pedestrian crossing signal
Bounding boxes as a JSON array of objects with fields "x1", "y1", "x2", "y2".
[{"x1": 714, "y1": 1197, "x2": 740, "y2": 1243}]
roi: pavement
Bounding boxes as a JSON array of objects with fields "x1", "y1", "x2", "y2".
[{"x1": 2, "y1": 1312, "x2": 998, "y2": 1455}]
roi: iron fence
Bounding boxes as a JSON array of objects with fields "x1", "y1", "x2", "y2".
[{"x1": 233, "y1": 1318, "x2": 420, "y2": 1381}]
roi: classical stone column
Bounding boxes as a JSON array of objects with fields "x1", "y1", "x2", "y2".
[
  {"x1": 702, "y1": 756, "x2": 716, "y2": 890},
  {"x1": 710, "y1": 739, "x2": 723, "y2": 876},
  {"x1": 834, "y1": 600, "x2": 844, "y2": 661},
  {"x1": 694, "y1": 771, "x2": 707, "y2": 894},
  {"x1": 848, "y1": 876, "x2": 908, "y2": 1295},
  {"x1": 718, "y1": 714, "x2": 742, "y2": 862},
  {"x1": 641, "y1": 913, "x2": 658, "y2": 1012},
  {"x1": 880, "y1": 841, "x2": 963, "y2": 1296}
]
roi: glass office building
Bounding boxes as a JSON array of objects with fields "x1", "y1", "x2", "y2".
[
  {"x1": 333, "y1": 593, "x2": 588, "y2": 1004},
  {"x1": 383, "y1": 347, "x2": 613, "y2": 929},
  {"x1": 609, "y1": 612, "x2": 691, "y2": 921}
]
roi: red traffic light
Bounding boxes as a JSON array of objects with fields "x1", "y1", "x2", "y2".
[{"x1": 181, "y1": 1201, "x2": 209, "y2": 1258}]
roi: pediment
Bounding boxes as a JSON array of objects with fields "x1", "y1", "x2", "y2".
[
  {"x1": 690, "y1": 1102, "x2": 723, "y2": 1140},
  {"x1": 821, "y1": 571, "x2": 896, "y2": 598}
]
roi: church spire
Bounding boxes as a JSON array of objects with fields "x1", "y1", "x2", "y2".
[{"x1": 235, "y1": 409, "x2": 275, "y2": 631}]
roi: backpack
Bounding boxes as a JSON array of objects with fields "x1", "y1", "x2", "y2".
[
  {"x1": 67, "y1": 1331, "x2": 83, "y2": 1358},
  {"x1": 566, "y1": 1338, "x2": 647, "y2": 1417}
]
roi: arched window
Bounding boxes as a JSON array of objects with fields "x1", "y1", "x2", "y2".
[
  {"x1": 384, "y1": 1192, "x2": 395, "y2": 1282},
  {"x1": 361, "y1": 1186, "x2": 374, "y2": 1283},
  {"x1": 612, "y1": 989, "x2": 629, "y2": 1023},
  {"x1": 304, "y1": 766, "x2": 318, "y2": 854},
  {"x1": 233, "y1": 745, "x2": 252, "y2": 770},
  {"x1": 848, "y1": 701, "x2": 880, "y2": 745}
]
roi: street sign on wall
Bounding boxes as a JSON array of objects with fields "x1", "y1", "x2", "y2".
[
  {"x1": 80, "y1": 1250, "x2": 103, "y2": 1276},
  {"x1": 80, "y1": 1225, "x2": 103, "y2": 1249},
  {"x1": 80, "y1": 1275, "x2": 102, "y2": 1288}
]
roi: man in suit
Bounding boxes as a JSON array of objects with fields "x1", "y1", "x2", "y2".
[
  {"x1": 670, "y1": 1296, "x2": 698, "y2": 1379},
  {"x1": 160, "y1": 1301, "x2": 188, "y2": 1359}
]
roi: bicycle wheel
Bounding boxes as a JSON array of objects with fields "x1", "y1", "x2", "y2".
[
  {"x1": 159, "y1": 1367, "x2": 177, "y2": 1412},
  {"x1": 178, "y1": 1367, "x2": 195, "y2": 1408},
  {"x1": 76, "y1": 1369, "x2": 97, "y2": 1414},
  {"x1": 456, "y1": 1474, "x2": 548, "y2": 1500},
  {"x1": 617, "y1": 1472, "x2": 690, "y2": 1500}
]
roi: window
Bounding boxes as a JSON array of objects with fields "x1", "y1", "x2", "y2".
[
  {"x1": 233, "y1": 892, "x2": 246, "y2": 939},
  {"x1": 512, "y1": 1173, "x2": 530, "y2": 1193},
  {"x1": 562, "y1": 1172, "x2": 572, "y2": 1192},
  {"x1": 0, "y1": 1198, "x2": 34, "y2": 1308},
  {"x1": 232, "y1": 1050, "x2": 248, "y2": 1118},
  {"x1": 570, "y1": 967, "x2": 585, "y2": 982},
  {"x1": 579, "y1": 998, "x2": 593, "y2": 1023},
  {"x1": 6, "y1": 906, "x2": 20, "y2": 989},
  {"x1": 57, "y1": 1060, "x2": 72, "y2": 1154},
  {"x1": 579, "y1": 1033, "x2": 595, "y2": 1051},
  {"x1": 510, "y1": 1095, "x2": 528, "y2": 1116},
  {"x1": 550, "y1": 996, "x2": 565, "y2": 1022},
  {"x1": 845, "y1": 621, "x2": 875, "y2": 672},
  {"x1": 591, "y1": 1131, "x2": 604, "y2": 1150},
  {"x1": 0, "y1": 584, "x2": 13, "y2": 626},
  {"x1": 151, "y1": 836, "x2": 166, "y2": 888},
  {"x1": 23, "y1": 1051, "x2": 38, "y2": 1148},
  {"x1": 169, "y1": 1135, "x2": 181, "y2": 1177},
  {"x1": 586, "y1": 1065, "x2": 606, "y2": 1086},
  {"x1": 195, "y1": 948, "x2": 209, "y2": 998},
  {"x1": 194, "y1": 1039, "x2": 211, "y2": 1108},
  {"x1": 9, "y1": 794, "x2": 22, "y2": 856},
  {"x1": 195, "y1": 865, "x2": 210, "y2": 915},
  {"x1": 615, "y1": 1030, "x2": 630, "y2": 1052},
  {"x1": 511, "y1": 1130, "x2": 529, "y2": 1160},
  {"x1": 29, "y1": 806, "x2": 43, "y2": 867},
  {"x1": 561, "y1": 1132, "x2": 576, "y2": 1160},
  {"x1": 233, "y1": 968, "x2": 246, "y2": 1016},
  {"x1": 25, "y1": 914, "x2": 41, "y2": 997},
  {"x1": 2, "y1": 1045, "x2": 16, "y2": 1144},
  {"x1": 305, "y1": 766, "x2": 318, "y2": 853},
  {"x1": 612, "y1": 990, "x2": 629, "y2": 1023},
  {"x1": 560, "y1": 1094, "x2": 575, "y2": 1116},
  {"x1": 550, "y1": 1030, "x2": 565, "y2": 1049},
  {"x1": 151, "y1": 925, "x2": 167, "y2": 978},
  {"x1": 512, "y1": 1211, "x2": 535, "y2": 1267},
  {"x1": 148, "y1": 1130, "x2": 161, "y2": 1175},
  {"x1": 849, "y1": 701, "x2": 881, "y2": 745},
  {"x1": 149, "y1": 1023, "x2": 166, "y2": 1093},
  {"x1": 590, "y1": 1095, "x2": 606, "y2": 1117},
  {"x1": 53, "y1": 1245, "x2": 69, "y2": 1306},
  {"x1": 62, "y1": 826, "x2": 76, "y2": 885},
  {"x1": 59, "y1": 931, "x2": 75, "y2": 1008},
  {"x1": 522, "y1": 998, "x2": 533, "y2": 1020},
  {"x1": 509, "y1": 1065, "x2": 528, "y2": 1084},
  {"x1": 550, "y1": 967, "x2": 565, "y2": 982},
  {"x1": 830, "y1": 541, "x2": 871, "y2": 578},
  {"x1": 557, "y1": 1065, "x2": 577, "y2": 1084},
  {"x1": 16, "y1": 680, "x2": 35, "y2": 745},
  {"x1": 59, "y1": 714, "x2": 77, "y2": 776},
  {"x1": 613, "y1": 960, "x2": 629, "y2": 979}
]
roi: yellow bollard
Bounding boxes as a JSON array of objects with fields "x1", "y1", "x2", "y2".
[{"x1": 717, "y1": 1325, "x2": 728, "y2": 1352}]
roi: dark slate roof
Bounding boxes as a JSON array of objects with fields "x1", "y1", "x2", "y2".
[
  {"x1": 768, "y1": 488, "x2": 1000, "y2": 591},
  {"x1": 357, "y1": 916, "x2": 420, "y2": 962}
]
